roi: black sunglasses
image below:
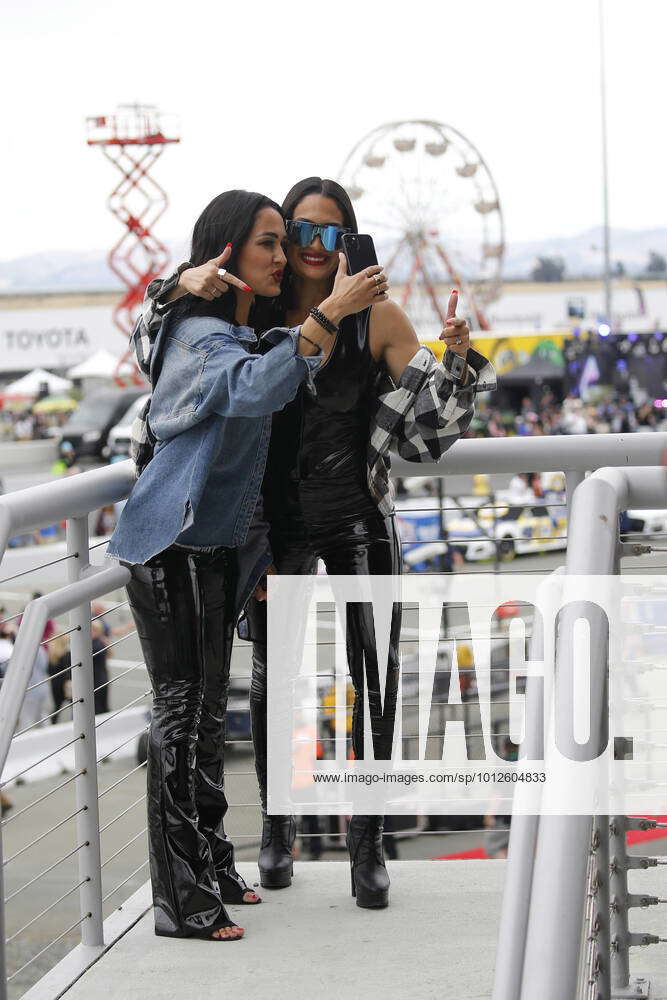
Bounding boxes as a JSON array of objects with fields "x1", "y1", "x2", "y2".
[{"x1": 286, "y1": 219, "x2": 351, "y2": 252}]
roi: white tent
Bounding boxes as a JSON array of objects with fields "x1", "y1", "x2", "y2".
[
  {"x1": 3, "y1": 368, "x2": 72, "y2": 396},
  {"x1": 67, "y1": 349, "x2": 121, "y2": 380}
]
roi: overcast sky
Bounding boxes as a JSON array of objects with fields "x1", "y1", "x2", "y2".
[{"x1": 2, "y1": 0, "x2": 664, "y2": 260}]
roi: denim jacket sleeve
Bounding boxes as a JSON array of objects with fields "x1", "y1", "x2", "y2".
[{"x1": 201, "y1": 326, "x2": 321, "y2": 418}]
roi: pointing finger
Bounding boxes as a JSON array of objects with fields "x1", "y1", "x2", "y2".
[
  {"x1": 446, "y1": 288, "x2": 459, "y2": 320},
  {"x1": 217, "y1": 268, "x2": 252, "y2": 292}
]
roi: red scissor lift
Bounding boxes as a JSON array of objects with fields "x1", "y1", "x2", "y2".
[{"x1": 86, "y1": 104, "x2": 180, "y2": 385}]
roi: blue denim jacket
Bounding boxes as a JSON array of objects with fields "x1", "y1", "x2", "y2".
[{"x1": 106, "y1": 314, "x2": 320, "y2": 576}]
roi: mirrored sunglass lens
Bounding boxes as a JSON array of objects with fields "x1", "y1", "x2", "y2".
[
  {"x1": 288, "y1": 222, "x2": 309, "y2": 246},
  {"x1": 321, "y1": 226, "x2": 340, "y2": 251},
  {"x1": 297, "y1": 222, "x2": 316, "y2": 246}
]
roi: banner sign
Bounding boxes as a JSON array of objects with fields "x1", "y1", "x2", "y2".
[{"x1": 0, "y1": 305, "x2": 126, "y2": 373}]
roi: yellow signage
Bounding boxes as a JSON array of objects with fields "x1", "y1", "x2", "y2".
[{"x1": 424, "y1": 332, "x2": 572, "y2": 375}]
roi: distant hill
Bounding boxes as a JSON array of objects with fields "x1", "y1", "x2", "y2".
[
  {"x1": 0, "y1": 241, "x2": 189, "y2": 294},
  {"x1": 501, "y1": 226, "x2": 667, "y2": 280},
  {"x1": 1, "y1": 228, "x2": 666, "y2": 293}
]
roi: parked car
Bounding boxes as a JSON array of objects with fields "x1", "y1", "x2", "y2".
[
  {"x1": 624, "y1": 508, "x2": 667, "y2": 536},
  {"x1": 57, "y1": 388, "x2": 146, "y2": 459},
  {"x1": 225, "y1": 676, "x2": 253, "y2": 748},
  {"x1": 107, "y1": 393, "x2": 150, "y2": 459},
  {"x1": 137, "y1": 678, "x2": 253, "y2": 765},
  {"x1": 458, "y1": 503, "x2": 569, "y2": 561}
]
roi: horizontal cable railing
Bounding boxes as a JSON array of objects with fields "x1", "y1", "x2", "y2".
[{"x1": 0, "y1": 437, "x2": 665, "y2": 999}]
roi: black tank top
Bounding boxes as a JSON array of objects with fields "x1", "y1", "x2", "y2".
[{"x1": 263, "y1": 309, "x2": 380, "y2": 520}]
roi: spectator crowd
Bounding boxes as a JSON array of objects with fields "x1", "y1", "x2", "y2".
[{"x1": 476, "y1": 390, "x2": 667, "y2": 439}]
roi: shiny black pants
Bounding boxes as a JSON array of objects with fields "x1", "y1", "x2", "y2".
[
  {"x1": 246, "y1": 487, "x2": 402, "y2": 810},
  {"x1": 126, "y1": 546, "x2": 237, "y2": 936}
]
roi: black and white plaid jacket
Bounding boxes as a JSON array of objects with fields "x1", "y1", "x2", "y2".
[{"x1": 129, "y1": 270, "x2": 496, "y2": 516}]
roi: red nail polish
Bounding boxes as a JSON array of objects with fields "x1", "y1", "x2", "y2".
[
  {"x1": 242, "y1": 284, "x2": 252, "y2": 291},
  {"x1": 451, "y1": 288, "x2": 458, "y2": 295},
  {"x1": 226, "y1": 242, "x2": 233, "y2": 248}
]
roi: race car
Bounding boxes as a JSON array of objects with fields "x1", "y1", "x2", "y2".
[{"x1": 396, "y1": 492, "x2": 568, "y2": 565}]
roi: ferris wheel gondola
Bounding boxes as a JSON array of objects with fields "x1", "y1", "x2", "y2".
[{"x1": 338, "y1": 119, "x2": 505, "y2": 339}]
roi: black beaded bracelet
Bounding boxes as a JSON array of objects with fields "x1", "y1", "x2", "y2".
[{"x1": 309, "y1": 306, "x2": 338, "y2": 336}]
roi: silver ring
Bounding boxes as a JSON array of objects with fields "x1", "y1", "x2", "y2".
[
  {"x1": 455, "y1": 337, "x2": 462, "y2": 345},
  {"x1": 374, "y1": 274, "x2": 383, "y2": 286},
  {"x1": 217, "y1": 268, "x2": 227, "y2": 278}
]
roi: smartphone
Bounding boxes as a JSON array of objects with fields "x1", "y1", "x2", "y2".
[{"x1": 341, "y1": 233, "x2": 378, "y2": 274}]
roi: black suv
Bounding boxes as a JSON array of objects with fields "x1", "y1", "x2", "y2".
[{"x1": 58, "y1": 388, "x2": 146, "y2": 459}]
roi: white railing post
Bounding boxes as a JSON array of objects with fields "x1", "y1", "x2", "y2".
[
  {"x1": 491, "y1": 570, "x2": 562, "y2": 1000},
  {"x1": 519, "y1": 471, "x2": 623, "y2": 1000},
  {"x1": 590, "y1": 815, "x2": 612, "y2": 998},
  {"x1": 66, "y1": 516, "x2": 104, "y2": 947},
  {"x1": 609, "y1": 815, "x2": 632, "y2": 991},
  {"x1": 0, "y1": 822, "x2": 7, "y2": 1000},
  {"x1": 564, "y1": 469, "x2": 585, "y2": 518}
]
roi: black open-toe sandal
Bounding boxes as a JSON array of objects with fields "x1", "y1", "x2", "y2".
[
  {"x1": 216, "y1": 866, "x2": 262, "y2": 905},
  {"x1": 156, "y1": 916, "x2": 244, "y2": 941},
  {"x1": 208, "y1": 921, "x2": 244, "y2": 941},
  {"x1": 212, "y1": 835, "x2": 262, "y2": 904}
]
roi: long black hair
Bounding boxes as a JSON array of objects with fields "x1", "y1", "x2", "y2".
[
  {"x1": 172, "y1": 189, "x2": 283, "y2": 327},
  {"x1": 281, "y1": 177, "x2": 358, "y2": 233},
  {"x1": 274, "y1": 177, "x2": 359, "y2": 321}
]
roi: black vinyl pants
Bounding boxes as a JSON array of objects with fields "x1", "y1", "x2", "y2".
[
  {"x1": 126, "y1": 545, "x2": 238, "y2": 936},
  {"x1": 246, "y1": 486, "x2": 402, "y2": 811}
]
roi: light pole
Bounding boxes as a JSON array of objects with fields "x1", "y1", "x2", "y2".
[{"x1": 599, "y1": 0, "x2": 613, "y2": 329}]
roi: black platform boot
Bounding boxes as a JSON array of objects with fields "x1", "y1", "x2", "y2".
[
  {"x1": 347, "y1": 815, "x2": 390, "y2": 909},
  {"x1": 258, "y1": 814, "x2": 296, "y2": 889}
]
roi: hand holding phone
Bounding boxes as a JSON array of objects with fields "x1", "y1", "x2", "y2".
[
  {"x1": 340, "y1": 233, "x2": 378, "y2": 274},
  {"x1": 324, "y1": 237, "x2": 389, "y2": 320}
]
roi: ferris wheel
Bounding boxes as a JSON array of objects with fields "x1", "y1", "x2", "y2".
[{"x1": 338, "y1": 119, "x2": 505, "y2": 338}]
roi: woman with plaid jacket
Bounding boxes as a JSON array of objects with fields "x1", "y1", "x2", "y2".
[{"x1": 137, "y1": 176, "x2": 495, "y2": 911}]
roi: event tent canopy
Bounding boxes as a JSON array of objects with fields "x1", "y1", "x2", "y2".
[
  {"x1": 67, "y1": 349, "x2": 121, "y2": 380},
  {"x1": 497, "y1": 356, "x2": 565, "y2": 386},
  {"x1": 3, "y1": 368, "x2": 73, "y2": 396}
]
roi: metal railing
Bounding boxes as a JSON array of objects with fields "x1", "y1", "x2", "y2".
[
  {"x1": 0, "y1": 433, "x2": 665, "y2": 1000},
  {"x1": 0, "y1": 465, "x2": 140, "y2": 1000},
  {"x1": 491, "y1": 465, "x2": 667, "y2": 1000}
]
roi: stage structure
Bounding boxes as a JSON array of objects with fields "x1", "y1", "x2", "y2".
[
  {"x1": 338, "y1": 120, "x2": 504, "y2": 337},
  {"x1": 86, "y1": 104, "x2": 179, "y2": 384}
]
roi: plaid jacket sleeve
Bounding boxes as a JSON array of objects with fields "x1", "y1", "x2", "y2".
[
  {"x1": 377, "y1": 345, "x2": 496, "y2": 463},
  {"x1": 134, "y1": 269, "x2": 183, "y2": 369}
]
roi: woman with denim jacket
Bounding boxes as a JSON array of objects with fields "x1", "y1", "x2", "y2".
[
  {"x1": 106, "y1": 189, "x2": 389, "y2": 941},
  {"x1": 137, "y1": 177, "x2": 496, "y2": 913}
]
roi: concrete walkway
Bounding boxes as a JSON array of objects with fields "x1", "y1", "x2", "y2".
[
  {"x1": 39, "y1": 859, "x2": 667, "y2": 1000},
  {"x1": 62, "y1": 861, "x2": 505, "y2": 1000}
]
